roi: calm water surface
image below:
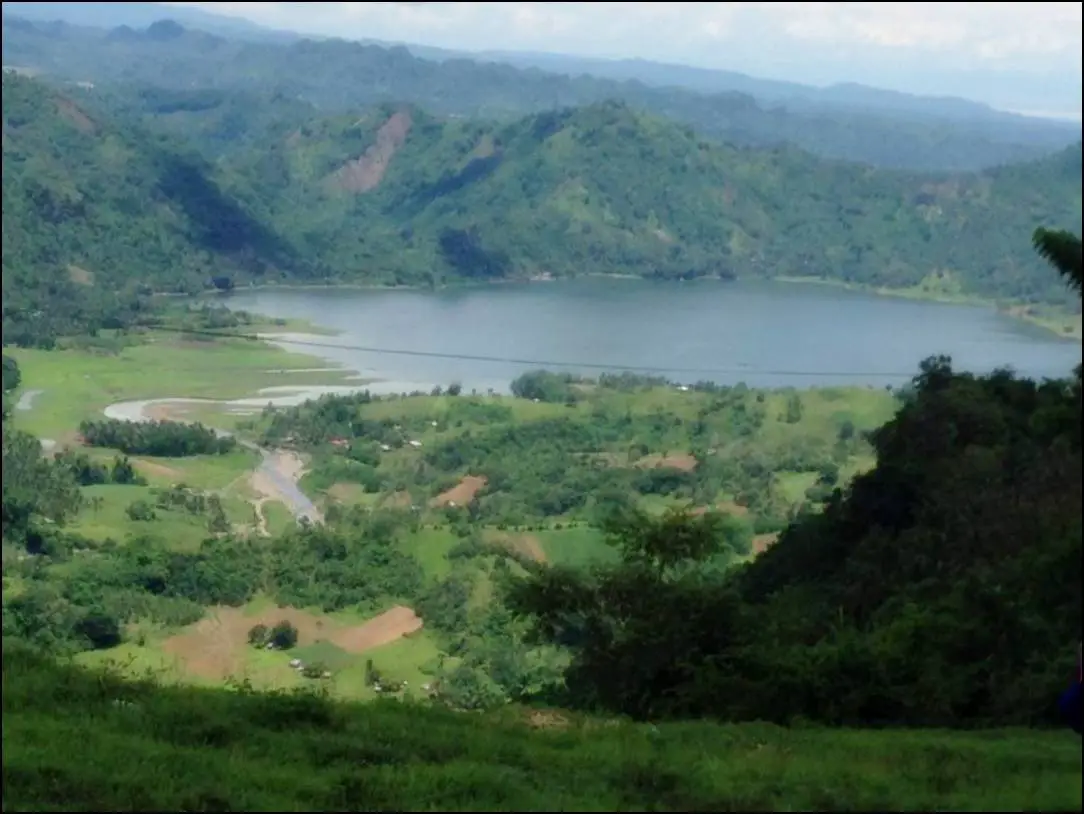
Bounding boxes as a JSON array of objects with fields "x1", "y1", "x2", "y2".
[{"x1": 223, "y1": 279, "x2": 1081, "y2": 393}]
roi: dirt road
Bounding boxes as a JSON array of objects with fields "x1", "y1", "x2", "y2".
[{"x1": 103, "y1": 398, "x2": 322, "y2": 526}]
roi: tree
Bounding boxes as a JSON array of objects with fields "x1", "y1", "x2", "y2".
[
  {"x1": 75, "y1": 612, "x2": 123, "y2": 649},
  {"x1": 269, "y1": 620, "x2": 298, "y2": 650},
  {"x1": 247, "y1": 624, "x2": 269, "y2": 647},
  {"x1": 1033, "y1": 228, "x2": 1083, "y2": 295},
  {"x1": 126, "y1": 500, "x2": 156, "y2": 522}
]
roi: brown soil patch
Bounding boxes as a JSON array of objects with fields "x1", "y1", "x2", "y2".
[
  {"x1": 331, "y1": 605, "x2": 423, "y2": 652},
  {"x1": 67, "y1": 265, "x2": 94, "y2": 285},
  {"x1": 488, "y1": 532, "x2": 547, "y2": 564},
  {"x1": 131, "y1": 458, "x2": 182, "y2": 480},
  {"x1": 162, "y1": 604, "x2": 422, "y2": 681},
  {"x1": 635, "y1": 452, "x2": 698, "y2": 472},
  {"x1": 54, "y1": 97, "x2": 97, "y2": 134},
  {"x1": 330, "y1": 110, "x2": 412, "y2": 193},
  {"x1": 752, "y1": 533, "x2": 779, "y2": 555},
  {"x1": 431, "y1": 475, "x2": 487, "y2": 507}
]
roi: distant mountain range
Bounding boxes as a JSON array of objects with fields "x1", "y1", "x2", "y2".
[
  {"x1": 5, "y1": 2, "x2": 1079, "y2": 127},
  {"x1": 2, "y1": 13, "x2": 1080, "y2": 172}
]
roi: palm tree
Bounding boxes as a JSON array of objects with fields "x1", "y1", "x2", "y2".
[{"x1": 1033, "y1": 228, "x2": 1083, "y2": 296}]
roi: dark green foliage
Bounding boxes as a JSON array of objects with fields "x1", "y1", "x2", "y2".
[
  {"x1": 1033, "y1": 227, "x2": 1083, "y2": 294},
  {"x1": 505, "y1": 355, "x2": 1082, "y2": 726},
  {"x1": 1, "y1": 72, "x2": 306, "y2": 347},
  {"x1": 78, "y1": 417, "x2": 236, "y2": 457},
  {"x1": 269, "y1": 621, "x2": 298, "y2": 650},
  {"x1": 4, "y1": 644, "x2": 1081, "y2": 811},
  {"x1": 504, "y1": 234, "x2": 1083, "y2": 727}
]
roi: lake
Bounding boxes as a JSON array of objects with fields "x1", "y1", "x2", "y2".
[{"x1": 223, "y1": 279, "x2": 1082, "y2": 394}]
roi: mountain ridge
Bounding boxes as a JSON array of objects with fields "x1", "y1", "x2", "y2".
[
  {"x1": 2, "y1": 15, "x2": 1080, "y2": 173},
  {"x1": 3, "y1": 73, "x2": 1081, "y2": 347},
  {"x1": 4, "y1": 2, "x2": 1078, "y2": 127}
]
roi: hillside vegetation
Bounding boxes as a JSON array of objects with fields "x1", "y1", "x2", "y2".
[
  {"x1": 3, "y1": 15, "x2": 1080, "y2": 172},
  {"x1": 2, "y1": 233, "x2": 1082, "y2": 809},
  {"x1": 3, "y1": 646, "x2": 1082, "y2": 812},
  {"x1": 3, "y1": 72, "x2": 1081, "y2": 349},
  {"x1": 0, "y1": 72, "x2": 304, "y2": 346}
]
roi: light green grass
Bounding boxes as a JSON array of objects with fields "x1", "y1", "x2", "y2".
[
  {"x1": 534, "y1": 526, "x2": 617, "y2": 568},
  {"x1": 5, "y1": 647, "x2": 1082, "y2": 812},
  {"x1": 400, "y1": 526, "x2": 461, "y2": 579},
  {"x1": 333, "y1": 630, "x2": 445, "y2": 699},
  {"x1": 261, "y1": 502, "x2": 298, "y2": 537},
  {"x1": 71, "y1": 484, "x2": 228, "y2": 551},
  {"x1": 72, "y1": 598, "x2": 440, "y2": 703},
  {"x1": 6, "y1": 335, "x2": 347, "y2": 440},
  {"x1": 774, "y1": 471, "x2": 820, "y2": 505}
]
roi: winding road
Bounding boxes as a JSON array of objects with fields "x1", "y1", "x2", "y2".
[{"x1": 103, "y1": 396, "x2": 324, "y2": 526}]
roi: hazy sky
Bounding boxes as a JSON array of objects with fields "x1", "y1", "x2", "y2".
[{"x1": 167, "y1": 2, "x2": 1083, "y2": 116}]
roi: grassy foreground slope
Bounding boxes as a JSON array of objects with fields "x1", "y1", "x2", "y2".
[{"x1": 4, "y1": 647, "x2": 1082, "y2": 813}]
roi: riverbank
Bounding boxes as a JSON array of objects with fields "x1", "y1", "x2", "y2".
[{"x1": 775, "y1": 275, "x2": 1083, "y2": 340}]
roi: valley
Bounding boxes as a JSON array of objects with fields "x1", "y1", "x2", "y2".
[
  {"x1": 2, "y1": 7, "x2": 1081, "y2": 811},
  {"x1": 3, "y1": 320, "x2": 899, "y2": 702}
]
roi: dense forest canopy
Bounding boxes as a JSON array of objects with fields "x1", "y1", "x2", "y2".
[
  {"x1": 3, "y1": 72, "x2": 1081, "y2": 349},
  {"x1": 3, "y1": 14, "x2": 1081, "y2": 172}
]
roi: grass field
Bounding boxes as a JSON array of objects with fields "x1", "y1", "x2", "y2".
[
  {"x1": 73, "y1": 596, "x2": 436, "y2": 702},
  {"x1": 6, "y1": 334, "x2": 350, "y2": 441},
  {"x1": 68, "y1": 484, "x2": 256, "y2": 550},
  {"x1": 7, "y1": 335, "x2": 346, "y2": 546},
  {"x1": 4, "y1": 646, "x2": 1081, "y2": 812}
]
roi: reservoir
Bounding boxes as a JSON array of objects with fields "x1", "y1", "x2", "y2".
[{"x1": 224, "y1": 278, "x2": 1082, "y2": 393}]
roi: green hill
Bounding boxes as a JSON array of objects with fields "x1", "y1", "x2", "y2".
[
  {"x1": 3, "y1": 646, "x2": 1081, "y2": 812},
  {"x1": 238, "y1": 99, "x2": 1079, "y2": 300},
  {"x1": 3, "y1": 72, "x2": 1081, "y2": 349},
  {"x1": 3, "y1": 15, "x2": 1080, "y2": 172},
  {"x1": 0, "y1": 72, "x2": 302, "y2": 346}
]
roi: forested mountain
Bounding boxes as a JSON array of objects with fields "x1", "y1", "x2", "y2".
[
  {"x1": 3, "y1": 15, "x2": 1080, "y2": 172},
  {"x1": 3, "y1": 73, "x2": 1081, "y2": 346},
  {"x1": 0, "y1": 73, "x2": 303, "y2": 346}
]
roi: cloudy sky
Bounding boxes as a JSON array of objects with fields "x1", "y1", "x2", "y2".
[{"x1": 167, "y1": 2, "x2": 1082, "y2": 117}]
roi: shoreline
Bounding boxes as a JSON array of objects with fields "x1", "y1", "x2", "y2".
[
  {"x1": 774, "y1": 275, "x2": 1082, "y2": 341},
  {"x1": 202, "y1": 273, "x2": 1082, "y2": 342}
]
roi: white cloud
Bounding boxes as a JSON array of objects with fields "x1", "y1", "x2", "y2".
[{"x1": 163, "y1": 2, "x2": 1083, "y2": 112}]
